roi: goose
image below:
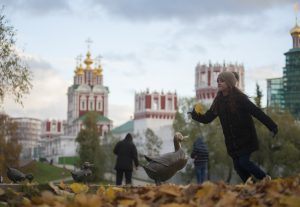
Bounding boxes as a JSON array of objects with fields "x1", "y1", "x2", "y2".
[{"x1": 143, "y1": 132, "x2": 188, "y2": 185}]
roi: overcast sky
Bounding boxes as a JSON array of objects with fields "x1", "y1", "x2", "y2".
[{"x1": 1, "y1": 0, "x2": 296, "y2": 126}]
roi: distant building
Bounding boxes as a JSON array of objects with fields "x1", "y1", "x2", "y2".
[
  {"x1": 134, "y1": 89, "x2": 177, "y2": 153},
  {"x1": 41, "y1": 119, "x2": 66, "y2": 139},
  {"x1": 112, "y1": 89, "x2": 177, "y2": 154},
  {"x1": 40, "y1": 135, "x2": 78, "y2": 164},
  {"x1": 39, "y1": 50, "x2": 113, "y2": 164},
  {"x1": 266, "y1": 77, "x2": 284, "y2": 108},
  {"x1": 11, "y1": 117, "x2": 42, "y2": 160},
  {"x1": 283, "y1": 22, "x2": 300, "y2": 119},
  {"x1": 195, "y1": 62, "x2": 245, "y2": 105}
]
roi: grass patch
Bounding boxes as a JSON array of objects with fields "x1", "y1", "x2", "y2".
[
  {"x1": 20, "y1": 161, "x2": 71, "y2": 184},
  {"x1": 3, "y1": 161, "x2": 114, "y2": 185}
]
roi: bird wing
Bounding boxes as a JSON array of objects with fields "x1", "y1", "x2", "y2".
[
  {"x1": 145, "y1": 151, "x2": 183, "y2": 167},
  {"x1": 7, "y1": 168, "x2": 25, "y2": 181},
  {"x1": 144, "y1": 155, "x2": 169, "y2": 165}
]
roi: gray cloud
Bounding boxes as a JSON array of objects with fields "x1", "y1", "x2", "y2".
[
  {"x1": 104, "y1": 51, "x2": 146, "y2": 76},
  {"x1": 3, "y1": 54, "x2": 70, "y2": 120},
  {"x1": 2, "y1": 0, "x2": 70, "y2": 15},
  {"x1": 1, "y1": 0, "x2": 294, "y2": 21},
  {"x1": 24, "y1": 56, "x2": 53, "y2": 71},
  {"x1": 91, "y1": 0, "x2": 294, "y2": 22}
]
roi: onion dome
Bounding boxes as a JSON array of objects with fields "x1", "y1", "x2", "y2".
[
  {"x1": 75, "y1": 64, "x2": 84, "y2": 75},
  {"x1": 93, "y1": 65, "x2": 103, "y2": 76},
  {"x1": 290, "y1": 24, "x2": 300, "y2": 34},
  {"x1": 84, "y1": 51, "x2": 93, "y2": 69}
]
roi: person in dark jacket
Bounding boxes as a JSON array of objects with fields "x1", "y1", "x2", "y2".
[
  {"x1": 113, "y1": 133, "x2": 139, "y2": 185},
  {"x1": 189, "y1": 71, "x2": 278, "y2": 183},
  {"x1": 191, "y1": 135, "x2": 209, "y2": 184}
]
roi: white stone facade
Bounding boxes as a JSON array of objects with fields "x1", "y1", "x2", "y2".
[
  {"x1": 40, "y1": 135, "x2": 77, "y2": 163},
  {"x1": 11, "y1": 117, "x2": 42, "y2": 159}
]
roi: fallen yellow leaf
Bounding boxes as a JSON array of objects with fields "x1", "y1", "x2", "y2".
[
  {"x1": 70, "y1": 183, "x2": 89, "y2": 194},
  {"x1": 160, "y1": 203, "x2": 190, "y2": 207},
  {"x1": 159, "y1": 184, "x2": 182, "y2": 197},
  {"x1": 58, "y1": 180, "x2": 66, "y2": 190},
  {"x1": 106, "y1": 187, "x2": 116, "y2": 201},
  {"x1": 280, "y1": 195, "x2": 300, "y2": 207},
  {"x1": 118, "y1": 199, "x2": 136, "y2": 206}
]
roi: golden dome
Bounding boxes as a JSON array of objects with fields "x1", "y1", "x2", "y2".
[
  {"x1": 290, "y1": 24, "x2": 300, "y2": 34},
  {"x1": 84, "y1": 51, "x2": 93, "y2": 69},
  {"x1": 93, "y1": 65, "x2": 103, "y2": 76},
  {"x1": 75, "y1": 64, "x2": 84, "y2": 75}
]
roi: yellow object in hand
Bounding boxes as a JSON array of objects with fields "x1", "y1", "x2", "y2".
[{"x1": 194, "y1": 103, "x2": 204, "y2": 114}]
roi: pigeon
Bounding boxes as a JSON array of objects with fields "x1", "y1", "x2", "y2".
[
  {"x1": 71, "y1": 162, "x2": 93, "y2": 183},
  {"x1": 7, "y1": 167, "x2": 34, "y2": 183}
]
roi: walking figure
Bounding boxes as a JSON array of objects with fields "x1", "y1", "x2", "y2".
[
  {"x1": 191, "y1": 135, "x2": 208, "y2": 184},
  {"x1": 113, "y1": 133, "x2": 139, "y2": 185}
]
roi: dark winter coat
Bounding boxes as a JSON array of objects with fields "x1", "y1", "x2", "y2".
[
  {"x1": 191, "y1": 136, "x2": 208, "y2": 166},
  {"x1": 191, "y1": 94, "x2": 278, "y2": 157},
  {"x1": 113, "y1": 133, "x2": 139, "y2": 171}
]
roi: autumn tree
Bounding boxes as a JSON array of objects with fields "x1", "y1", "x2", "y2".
[
  {"x1": 76, "y1": 112, "x2": 105, "y2": 181},
  {"x1": 0, "y1": 114, "x2": 22, "y2": 175},
  {"x1": 145, "y1": 128, "x2": 162, "y2": 157},
  {"x1": 249, "y1": 82, "x2": 300, "y2": 178},
  {"x1": 101, "y1": 132, "x2": 119, "y2": 173},
  {"x1": 0, "y1": 10, "x2": 32, "y2": 106},
  {"x1": 252, "y1": 107, "x2": 300, "y2": 177}
]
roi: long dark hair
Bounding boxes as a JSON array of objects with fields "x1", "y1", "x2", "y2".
[{"x1": 211, "y1": 87, "x2": 247, "y2": 114}]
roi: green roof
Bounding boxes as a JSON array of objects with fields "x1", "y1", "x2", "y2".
[
  {"x1": 74, "y1": 113, "x2": 111, "y2": 123},
  {"x1": 70, "y1": 84, "x2": 80, "y2": 90},
  {"x1": 285, "y1": 48, "x2": 300, "y2": 54},
  {"x1": 111, "y1": 120, "x2": 134, "y2": 134}
]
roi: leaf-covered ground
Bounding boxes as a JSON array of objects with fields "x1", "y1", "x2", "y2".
[{"x1": 0, "y1": 174, "x2": 300, "y2": 207}]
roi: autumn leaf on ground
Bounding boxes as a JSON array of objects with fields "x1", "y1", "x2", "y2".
[
  {"x1": 58, "y1": 180, "x2": 66, "y2": 190},
  {"x1": 1, "y1": 174, "x2": 300, "y2": 207},
  {"x1": 160, "y1": 203, "x2": 190, "y2": 207},
  {"x1": 70, "y1": 183, "x2": 89, "y2": 194},
  {"x1": 48, "y1": 182, "x2": 74, "y2": 196},
  {"x1": 106, "y1": 186, "x2": 124, "y2": 201},
  {"x1": 159, "y1": 184, "x2": 182, "y2": 197},
  {"x1": 118, "y1": 199, "x2": 136, "y2": 206}
]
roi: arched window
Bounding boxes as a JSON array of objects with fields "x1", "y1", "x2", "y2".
[
  {"x1": 81, "y1": 100, "x2": 85, "y2": 110},
  {"x1": 153, "y1": 98, "x2": 159, "y2": 110},
  {"x1": 90, "y1": 101, "x2": 94, "y2": 111},
  {"x1": 96, "y1": 97, "x2": 102, "y2": 111},
  {"x1": 167, "y1": 98, "x2": 173, "y2": 110}
]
